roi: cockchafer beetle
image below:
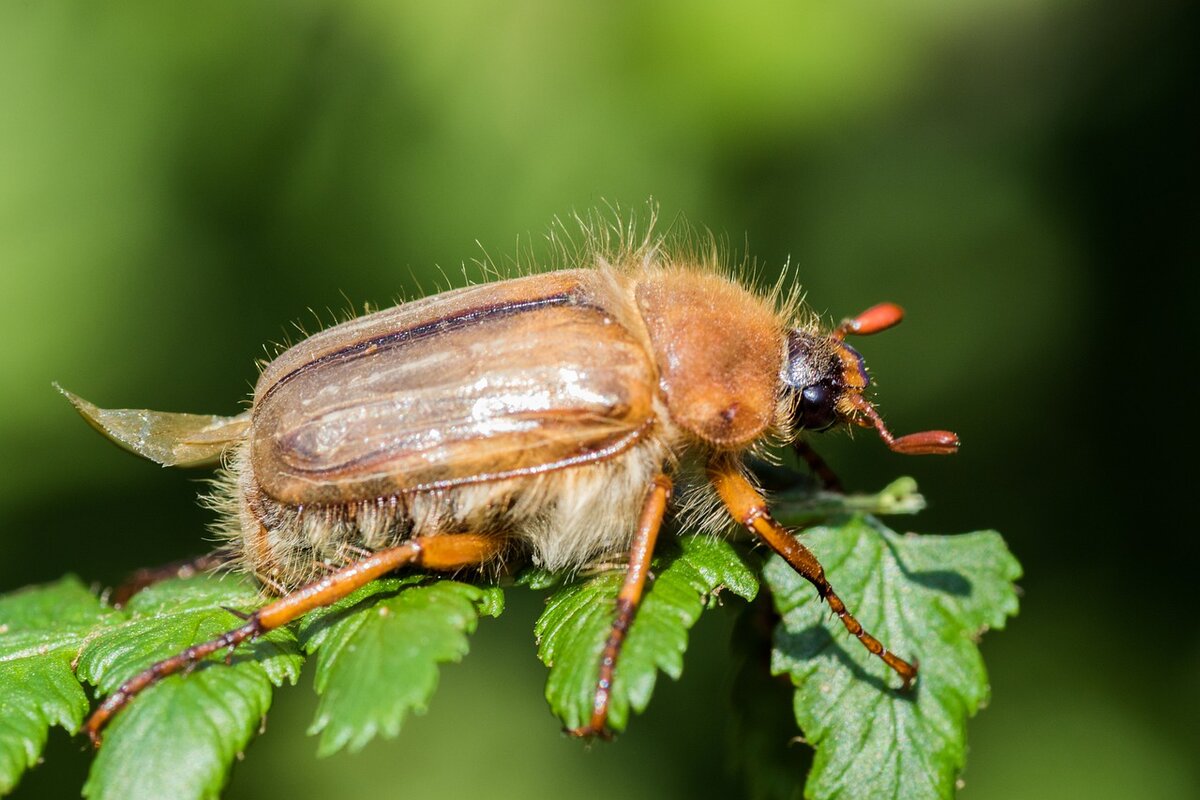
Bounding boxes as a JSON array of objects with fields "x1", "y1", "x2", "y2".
[{"x1": 63, "y1": 227, "x2": 958, "y2": 744}]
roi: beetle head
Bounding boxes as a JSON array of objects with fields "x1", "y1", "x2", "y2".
[{"x1": 783, "y1": 303, "x2": 959, "y2": 455}]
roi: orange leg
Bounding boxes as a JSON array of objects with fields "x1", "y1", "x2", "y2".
[
  {"x1": 569, "y1": 474, "x2": 672, "y2": 739},
  {"x1": 110, "y1": 552, "x2": 229, "y2": 608},
  {"x1": 83, "y1": 533, "x2": 506, "y2": 746},
  {"x1": 707, "y1": 457, "x2": 917, "y2": 688}
]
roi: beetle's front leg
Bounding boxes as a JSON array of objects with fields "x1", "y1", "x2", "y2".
[
  {"x1": 569, "y1": 474, "x2": 672, "y2": 739},
  {"x1": 707, "y1": 456, "x2": 917, "y2": 688},
  {"x1": 792, "y1": 438, "x2": 843, "y2": 493}
]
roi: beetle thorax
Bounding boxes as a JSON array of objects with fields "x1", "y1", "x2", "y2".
[{"x1": 634, "y1": 271, "x2": 785, "y2": 450}]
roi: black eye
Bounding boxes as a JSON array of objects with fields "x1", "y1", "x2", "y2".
[
  {"x1": 801, "y1": 384, "x2": 828, "y2": 408},
  {"x1": 798, "y1": 383, "x2": 838, "y2": 431}
]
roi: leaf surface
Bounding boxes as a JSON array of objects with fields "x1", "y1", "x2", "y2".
[
  {"x1": 297, "y1": 575, "x2": 504, "y2": 755},
  {"x1": 765, "y1": 515, "x2": 1021, "y2": 799},
  {"x1": 0, "y1": 577, "x2": 111, "y2": 795},
  {"x1": 75, "y1": 575, "x2": 302, "y2": 800},
  {"x1": 0, "y1": 477, "x2": 1017, "y2": 800}
]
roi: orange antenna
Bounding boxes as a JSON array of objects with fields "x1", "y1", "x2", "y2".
[
  {"x1": 850, "y1": 395, "x2": 960, "y2": 455},
  {"x1": 835, "y1": 302, "x2": 905, "y2": 339}
]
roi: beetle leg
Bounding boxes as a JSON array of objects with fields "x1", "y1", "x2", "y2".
[
  {"x1": 83, "y1": 533, "x2": 506, "y2": 747},
  {"x1": 569, "y1": 474, "x2": 672, "y2": 740},
  {"x1": 707, "y1": 456, "x2": 917, "y2": 689},
  {"x1": 792, "y1": 439, "x2": 843, "y2": 493},
  {"x1": 110, "y1": 552, "x2": 230, "y2": 608}
]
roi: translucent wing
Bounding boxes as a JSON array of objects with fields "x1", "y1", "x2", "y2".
[{"x1": 60, "y1": 385, "x2": 249, "y2": 467}]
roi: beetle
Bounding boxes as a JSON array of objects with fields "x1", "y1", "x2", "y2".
[{"x1": 64, "y1": 232, "x2": 958, "y2": 744}]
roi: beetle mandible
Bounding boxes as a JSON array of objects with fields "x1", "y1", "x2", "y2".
[{"x1": 65, "y1": 228, "x2": 958, "y2": 743}]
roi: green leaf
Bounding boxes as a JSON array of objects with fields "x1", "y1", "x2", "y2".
[
  {"x1": 76, "y1": 574, "x2": 302, "y2": 800},
  {"x1": 0, "y1": 576, "x2": 111, "y2": 795},
  {"x1": 512, "y1": 566, "x2": 566, "y2": 591},
  {"x1": 765, "y1": 515, "x2": 1021, "y2": 800},
  {"x1": 0, "y1": 475, "x2": 1017, "y2": 799},
  {"x1": 297, "y1": 575, "x2": 504, "y2": 756},
  {"x1": 536, "y1": 534, "x2": 758, "y2": 732},
  {"x1": 771, "y1": 476, "x2": 928, "y2": 524}
]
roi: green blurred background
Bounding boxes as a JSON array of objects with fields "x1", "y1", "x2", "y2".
[{"x1": 1, "y1": 1, "x2": 1194, "y2": 798}]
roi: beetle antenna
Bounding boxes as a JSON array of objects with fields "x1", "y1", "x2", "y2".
[
  {"x1": 835, "y1": 302, "x2": 906, "y2": 340},
  {"x1": 849, "y1": 396, "x2": 960, "y2": 455}
]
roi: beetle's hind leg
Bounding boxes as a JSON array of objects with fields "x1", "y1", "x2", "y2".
[
  {"x1": 569, "y1": 473, "x2": 672, "y2": 739},
  {"x1": 707, "y1": 456, "x2": 917, "y2": 688},
  {"x1": 110, "y1": 551, "x2": 231, "y2": 608},
  {"x1": 83, "y1": 533, "x2": 507, "y2": 746}
]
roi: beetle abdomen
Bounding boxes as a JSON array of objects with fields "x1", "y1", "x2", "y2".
[{"x1": 229, "y1": 432, "x2": 674, "y2": 589}]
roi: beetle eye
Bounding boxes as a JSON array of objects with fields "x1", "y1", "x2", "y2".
[
  {"x1": 801, "y1": 384, "x2": 828, "y2": 407},
  {"x1": 797, "y1": 383, "x2": 838, "y2": 431}
]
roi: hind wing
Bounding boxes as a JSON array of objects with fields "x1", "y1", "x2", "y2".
[{"x1": 59, "y1": 385, "x2": 249, "y2": 467}]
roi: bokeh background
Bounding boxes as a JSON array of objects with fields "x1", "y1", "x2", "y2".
[{"x1": 1, "y1": 1, "x2": 1194, "y2": 798}]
